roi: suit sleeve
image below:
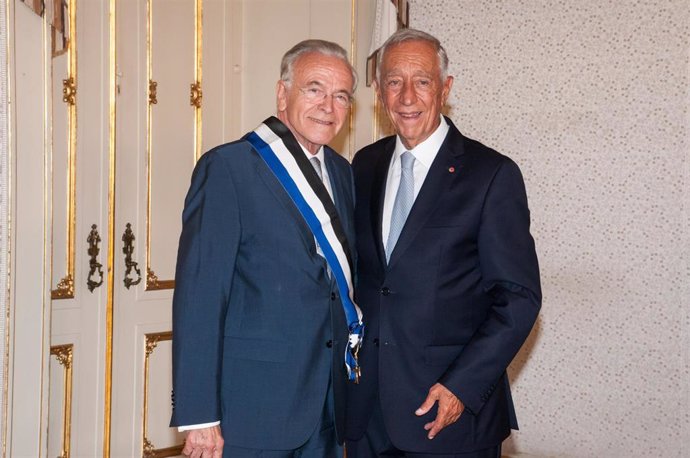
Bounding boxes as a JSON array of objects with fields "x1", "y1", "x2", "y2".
[
  {"x1": 170, "y1": 151, "x2": 240, "y2": 426},
  {"x1": 438, "y1": 158, "x2": 541, "y2": 415}
]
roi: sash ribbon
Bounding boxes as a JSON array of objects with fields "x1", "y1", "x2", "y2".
[{"x1": 246, "y1": 117, "x2": 364, "y2": 382}]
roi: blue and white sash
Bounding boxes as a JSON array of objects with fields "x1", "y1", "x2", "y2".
[{"x1": 246, "y1": 117, "x2": 364, "y2": 382}]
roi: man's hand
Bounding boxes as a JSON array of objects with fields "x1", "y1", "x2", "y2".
[
  {"x1": 415, "y1": 383, "x2": 464, "y2": 440},
  {"x1": 183, "y1": 425, "x2": 224, "y2": 458}
]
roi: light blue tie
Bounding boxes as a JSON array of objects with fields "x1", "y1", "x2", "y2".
[
  {"x1": 386, "y1": 151, "x2": 415, "y2": 262},
  {"x1": 309, "y1": 156, "x2": 322, "y2": 181}
]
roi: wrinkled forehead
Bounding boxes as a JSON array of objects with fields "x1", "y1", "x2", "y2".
[{"x1": 293, "y1": 52, "x2": 354, "y2": 89}]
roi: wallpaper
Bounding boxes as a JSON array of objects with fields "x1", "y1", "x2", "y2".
[
  {"x1": 409, "y1": 1, "x2": 689, "y2": 456},
  {"x1": 0, "y1": 0, "x2": 8, "y2": 442}
]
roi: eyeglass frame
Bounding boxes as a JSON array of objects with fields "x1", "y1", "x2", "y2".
[{"x1": 297, "y1": 85, "x2": 354, "y2": 109}]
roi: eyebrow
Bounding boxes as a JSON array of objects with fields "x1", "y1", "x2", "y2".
[{"x1": 305, "y1": 80, "x2": 352, "y2": 96}]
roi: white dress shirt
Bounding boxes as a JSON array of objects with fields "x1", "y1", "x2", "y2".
[
  {"x1": 178, "y1": 143, "x2": 332, "y2": 432},
  {"x1": 382, "y1": 116, "x2": 449, "y2": 243}
]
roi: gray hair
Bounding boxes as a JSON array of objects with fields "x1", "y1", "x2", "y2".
[
  {"x1": 376, "y1": 28, "x2": 449, "y2": 82},
  {"x1": 280, "y1": 39, "x2": 358, "y2": 92}
]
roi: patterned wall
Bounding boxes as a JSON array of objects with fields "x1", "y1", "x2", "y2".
[
  {"x1": 0, "y1": 0, "x2": 9, "y2": 441},
  {"x1": 410, "y1": 1, "x2": 689, "y2": 456}
]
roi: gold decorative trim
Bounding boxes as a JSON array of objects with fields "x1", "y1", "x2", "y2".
[
  {"x1": 143, "y1": 440, "x2": 184, "y2": 458},
  {"x1": 52, "y1": 0, "x2": 78, "y2": 301},
  {"x1": 50, "y1": 344, "x2": 74, "y2": 458},
  {"x1": 347, "y1": 0, "x2": 356, "y2": 161},
  {"x1": 189, "y1": 81, "x2": 202, "y2": 108},
  {"x1": 148, "y1": 79, "x2": 157, "y2": 105},
  {"x1": 145, "y1": 0, "x2": 202, "y2": 290},
  {"x1": 145, "y1": 0, "x2": 156, "y2": 291},
  {"x1": 193, "y1": 0, "x2": 202, "y2": 161},
  {"x1": 142, "y1": 332, "x2": 182, "y2": 457},
  {"x1": 62, "y1": 76, "x2": 76, "y2": 105},
  {"x1": 146, "y1": 268, "x2": 175, "y2": 291},
  {"x1": 51, "y1": 274, "x2": 74, "y2": 299},
  {"x1": 104, "y1": 0, "x2": 117, "y2": 453}
]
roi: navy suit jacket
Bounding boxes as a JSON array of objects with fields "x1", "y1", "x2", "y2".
[
  {"x1": 170, "y1": 132, "x2": 356, "y2": 450},
  {"x1": 346, "y1": 118, "x2": 541, "y2": 453}
]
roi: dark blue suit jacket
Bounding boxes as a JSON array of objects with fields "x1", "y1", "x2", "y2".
[
  {"x1": 346, "y1": 118, "x2": 541, "y2": 453},
  {"x1": 170, "y1": 133, "x2": 356, "y2": 451}
]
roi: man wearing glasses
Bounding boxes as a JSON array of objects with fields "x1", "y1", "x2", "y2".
[{"x1": 171, "y1": 39, "x2": 362, "y2": 458}]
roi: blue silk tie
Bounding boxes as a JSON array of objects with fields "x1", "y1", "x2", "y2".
[{"x1": 386, "y1": 151, "x2": 415, "y2": 262}]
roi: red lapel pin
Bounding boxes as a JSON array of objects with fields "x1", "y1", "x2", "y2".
[{"x1": 448, "y1": 166, "x2": 456, "y2": 173}]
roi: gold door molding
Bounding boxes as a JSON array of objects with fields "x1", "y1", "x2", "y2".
[
  {"x1": 145, "y1": 0, "x2": 202, "y2": 291},
  {"x1": 142, "y1": 331, "x2": 182, "y2": 458},
  {"x1": 51, "y1": 0, "x2": 77, "y2": 300},
  {"x1": 50, "y1": 344, "x2": 74, "y2": 458}
]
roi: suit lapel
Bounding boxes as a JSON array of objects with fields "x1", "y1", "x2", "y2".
[
  {"x1": 387, "y1": 120, "x2": 466, "y2": 268},
  {"x1": 372, "y1": 140, "x2": 395, "y2": 270},
  {"x1": 255, "y1": 161, "x2": 314, "y2": 253}
]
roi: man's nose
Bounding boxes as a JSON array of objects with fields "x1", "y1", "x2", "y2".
[
  {"x1": 318, "y1": 94, "x2": 334, "y2": 113},
  {"x1": 400, "y1": 81, "x2": 417, "y2": 105}
]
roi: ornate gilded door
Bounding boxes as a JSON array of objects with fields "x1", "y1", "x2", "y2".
[
  {"x1": 109, "y1": 0, "x2": 234, "y2": 455},
  {"x1": 45, "y1": 0, "x2": 239, "y2": 455},
  {"x1": 36, "y1": 0, "x2": 375, "y2": 456}
]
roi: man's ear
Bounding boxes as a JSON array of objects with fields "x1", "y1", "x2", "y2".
[
  {"x1": 276, "y1": 80, "x2": 288, "y2": 112},
  {"x1": 441, "y1": 76, "x2": 454, "y2": 106}
]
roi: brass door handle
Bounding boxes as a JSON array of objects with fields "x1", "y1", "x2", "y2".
[
  {"x1": 122, "y1": 223, "x2": 142, "y2": 289},
  {"x1": 86, "y1": 224, "x2": 104, "y2": 292}
]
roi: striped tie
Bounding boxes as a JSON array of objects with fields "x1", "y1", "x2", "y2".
[
  {"x1": 386, "y1": 151, "x2": 415, "y2": 262},
  {"x1": 310, "y1": 156, "x2": 322, "y2": 180}
]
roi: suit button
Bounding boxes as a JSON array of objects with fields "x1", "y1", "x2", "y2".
[
  {"x1": 380, "y1": 287, "x2": 390, "y2": 296},
  {"x1": 326, "y1": 340, "x2": 333, "y2": 348},
  {"x1": 373, "y1": 338, "x2": 379, "y2": 347},
  {"x1": 331, "y1": 293, "x2": 336, "y2": 301}
]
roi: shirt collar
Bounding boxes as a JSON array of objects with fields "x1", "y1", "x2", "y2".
[
  {"x1": 394, "y1": 115, "x2": 449, "y2": 168},
  {"x1": 299, "y1": 142, "x2": 326, "y2": 164}
]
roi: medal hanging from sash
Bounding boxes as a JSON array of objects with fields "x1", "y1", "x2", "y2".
[{"x1": 246, "y1": 117, "x2": 364, "y2": 383}]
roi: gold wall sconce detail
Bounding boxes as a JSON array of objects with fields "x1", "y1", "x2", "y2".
[
  {"x1": 122, "y1": 223, "x2": 142, "y2": 289},
  {"x1": 87, "y1": 224, "x2": 104, "y2": 292},
  {"x1": 148, "y1": 80, "x2": 158, "y2": 105},
  {"x1": 62, "y1": 76, "x2": 77, "y2": 105},
  {"x1": 190, "y1": 81, "x2": 202, "y2": 108}
]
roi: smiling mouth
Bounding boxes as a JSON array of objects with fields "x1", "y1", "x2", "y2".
[
  {"x1": 398, "y1": 112, "x2": 422, "y2": 119},
  {"x1": 309, "y1": 117, "x2": 334, "y2": 126}
]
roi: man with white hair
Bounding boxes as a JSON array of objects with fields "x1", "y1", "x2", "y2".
[
  {"x1": 346, "y1": 28, "x2": 541, "y2": 458},
  {"x1": 171, "y1": 39, "x2": 362, "y2": 458}
]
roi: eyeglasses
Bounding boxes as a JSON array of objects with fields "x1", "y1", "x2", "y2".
[{"x1": 298, "y1": 86, "x2": 353, "y2": 109}]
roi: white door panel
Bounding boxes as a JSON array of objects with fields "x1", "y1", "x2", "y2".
[{"x1": 8, "y1": 1, "x2": 377, "y2": 455}]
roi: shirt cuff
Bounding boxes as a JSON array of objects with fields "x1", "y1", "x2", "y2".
[{"x1": 178, "y1": 421, "x2": 220, "y2": 432}]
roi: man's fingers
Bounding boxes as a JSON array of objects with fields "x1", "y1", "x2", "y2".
[
  {"x1": 418, "y1": 383, "x2": 465, "y2": 439},
  {"x1": 415, "y1": 390, "x2": 439, "y2": 416},
  {"x1": 428, "y1": 421, "x2": 444, "y2": 440},
  {"x1": 183, "y1": 427, "x2": 223, "y2": 458}
]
